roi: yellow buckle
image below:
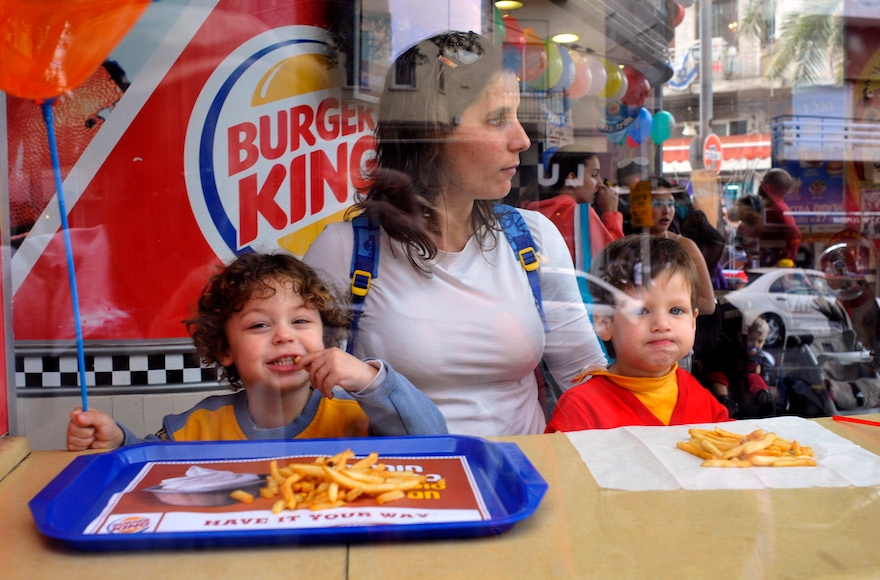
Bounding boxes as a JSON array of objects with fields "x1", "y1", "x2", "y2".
[
  {"x1": 518, "y1": 247, "x2": 540, "y2": 272},
  {"x1": 351, "y1": 270, "x2": 372, "y2": 297}
]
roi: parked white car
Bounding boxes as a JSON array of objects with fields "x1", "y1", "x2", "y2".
[{"x1": 721, "y1": 268, "x2": 842, "y2": 347}]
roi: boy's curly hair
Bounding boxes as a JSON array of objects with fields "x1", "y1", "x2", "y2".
[
  {"x1": 184, "y1": 253, "x2": 350, "y2": 389},
  {"x1": 589, "y1": 234, "x2": 699, "y2": 310}
]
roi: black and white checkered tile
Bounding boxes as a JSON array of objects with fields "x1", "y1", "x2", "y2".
[{"x1": 16, "y1": 351, "x2": 219, "y2": 389}]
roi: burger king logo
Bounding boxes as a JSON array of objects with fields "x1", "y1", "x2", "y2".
[
  {"x1": 107, "y1": 515, "x2": 152, "y2": 534},
  {"x1": 185, "y1": 26, "x2": 376, "y2": 261}
]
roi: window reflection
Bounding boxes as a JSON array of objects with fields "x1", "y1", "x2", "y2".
[{"x1": 3, "y1": 0, "x2": 880, "y2": 447}]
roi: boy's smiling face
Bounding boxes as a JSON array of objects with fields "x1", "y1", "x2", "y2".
[
  {"x1": 221, "y1": 279, "x2": 325, "y2": 394},
  {"x1": 596, "y1": 271, "x2": 697, "y2": 378}
]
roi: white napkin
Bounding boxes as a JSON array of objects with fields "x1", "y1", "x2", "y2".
[
  {"x1": 565, "y1": 416, "x2": 880, "y2": 491},
  {"x1": 158, "y1": 466, "x2": 260, "y2": 491}
]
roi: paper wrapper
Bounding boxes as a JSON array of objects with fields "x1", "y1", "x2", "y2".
[{"x1": 565, "y1": 416, "x2": 880, "y2": 491}]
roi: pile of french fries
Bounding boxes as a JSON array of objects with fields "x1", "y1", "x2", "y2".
[
  {"x1": 230, "y1": 449, "x2": 431, "y2": 512},
  {"x1": 677, "y1": 426, "x2": 817, "y2": 468}
]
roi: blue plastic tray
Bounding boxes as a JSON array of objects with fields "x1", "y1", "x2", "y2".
[{"x1": 29, "y1": 435, "x2": 547, "y2": 551}]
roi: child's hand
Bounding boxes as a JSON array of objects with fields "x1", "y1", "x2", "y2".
[
  {"x1": 296, "y1": 348, "x2": 378, "y2": 398},
  {"x1": 67, "y1": 407, "x2": 124, "y2": 451}
]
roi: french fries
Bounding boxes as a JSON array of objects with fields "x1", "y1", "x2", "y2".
[
  {"x1": 676, "y1": 427, "x2": 817, "y2": 468},
  {"x1": 229, "y1": 489, "x2": 254, "y2": 503},
  {"x1": 230, "y1": 449, "x2": 434, "y2": 511}
]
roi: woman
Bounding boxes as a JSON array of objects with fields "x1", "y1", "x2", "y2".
[
  {"x1": 523, "y1": 146, "x2": 624, "y2": 273},
  {"x1": 304, "y1": 32, "x2": 606, "y2": 436},
  {"x1": 646, "y1": 180, "x2": 716, "y2": 316}
]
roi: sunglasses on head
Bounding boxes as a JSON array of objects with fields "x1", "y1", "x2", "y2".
[{"x1": 439, "y1": 31, "x2": 484, "y2": 68}]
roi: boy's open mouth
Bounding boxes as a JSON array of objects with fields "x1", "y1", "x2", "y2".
[{"x1": 269, "y1": 356, "x2": 299, "y2": 366}]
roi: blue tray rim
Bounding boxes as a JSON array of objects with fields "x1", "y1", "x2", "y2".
[{"x1": 29, "y1": 435, "x2": 548, "y2": 551}]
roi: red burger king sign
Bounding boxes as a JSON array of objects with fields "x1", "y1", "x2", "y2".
[
  {"x1": 8, "y1": 1, "x2": 373, "y2": 341},
  {"x1": 185, "y1": 25, "x2": 375, "y2": 262}
]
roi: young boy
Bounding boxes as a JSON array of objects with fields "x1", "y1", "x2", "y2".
[
  {"x1": 67, "y1": 253, "x2": 447, "y2": 450},
  {"x1": 546, "y1": 235, "x2": 730, "y2": 431}
]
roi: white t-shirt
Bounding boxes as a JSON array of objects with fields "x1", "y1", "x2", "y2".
[{"x1": 303, "y1": 208, "x2": 606, "y2": 436}]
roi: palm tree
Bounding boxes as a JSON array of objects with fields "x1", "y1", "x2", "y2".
[{"x1": 741, "y1": 0, "x2": 843, "y2": 87}]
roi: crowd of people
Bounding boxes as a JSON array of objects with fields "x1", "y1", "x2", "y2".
[{"x1": 67, "y1": 30, "x2": 867, "y2": 450}]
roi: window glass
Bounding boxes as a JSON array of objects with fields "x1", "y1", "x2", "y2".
[{"x1": 1, "y1": 0, "x2": 878, "y2": 445}]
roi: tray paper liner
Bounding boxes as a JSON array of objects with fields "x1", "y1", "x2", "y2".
[
  {"x1": 83, "y1": 454, "x2": 490, "y2": 535},
  {"x1": 565, "y1": 416, "x2": 880, "y2": 491}
]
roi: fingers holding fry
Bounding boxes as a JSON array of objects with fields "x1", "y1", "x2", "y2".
[{"x1": 678, "y1": 427, "x2": 818, "y2": 468}]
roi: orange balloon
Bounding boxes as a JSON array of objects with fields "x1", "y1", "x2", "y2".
[
  {"x1": 522, "y1": 27, "x2": 546, "y2": 83},
  {"x1": 0, "y1": 0, "x2": 151, "y2": 100}
]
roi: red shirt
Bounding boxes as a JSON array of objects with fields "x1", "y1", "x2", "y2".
[
  {"x1": 546, "y1": 367, "x2": 731, "y2": 432},
  {"x1": 525, "y1": 196, "x2": 623, "y2": 268}
]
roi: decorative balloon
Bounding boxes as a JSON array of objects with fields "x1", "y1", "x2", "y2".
[
  {"x1": 522, "y1": 27, "x2": 547, "y2": 83},
  {"x1": 622, "y1": 67, "x2": 651, "y2": 107},
  {"x1": 607, "y1": 129, "x2": 628, "y2": 145},
  {"x1": 565, "y1": 49, "x2": 592, "y2": 99},
  {"x1": 0, "y1": 0, "x2": 151, "y2": 100},
  {"x1": 583, "y1": 55, "x2": 606, "y2": 96},
  {"x1": 542, "y1": 146, "x2": 559, "y2": 172},
  {"x1": 0, "y1": 0, "x2": 151, "y2": 413},
  {"x1": 609, "y1": 69, "x2": 628, "y2": 101},
  {"x1": 527, "y1": 39, "x2": 563, "y2": 91},
  {"x1": 650, "y1": 110, "x2": 676, "y2": 144},
  {"x1": 502, "y1": 14, "x2": 525, "y2": 76},
  {"x1": 626, "y1": 134, "x2": 639, "y2": 148},
  {"x1": 627, "y1": 107, "x2": 653, "y2": 145},
  {"x1": 503, "y1": 14, "x2": 526, "y2": 46},
  {"x1": 556, "y1": 45, "x2": 576, "y2": 92},
  {"x1": 544, "y1": 41, "x2": 564, "y2": 89},
  {"x1": 597, "y1": 60, "x2": 623, "y2": 99},
  {"x1": 674, "y1": 3, "x2": 686, "y2": 27},
  {"x1": 493, "y1": 5, "x2": 506, "y2": 46}
]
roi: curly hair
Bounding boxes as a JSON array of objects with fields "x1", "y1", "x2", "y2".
[{"x1": 184, "y1": 253, "x2": 350, "y2": 389}]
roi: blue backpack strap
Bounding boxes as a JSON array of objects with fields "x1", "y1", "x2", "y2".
[
  {"x1": 494, "y1": 204, "x2": 550, "y2": 333},
  {"x1": 348, "y1": 213, "x2": 379, "y2": 354}
]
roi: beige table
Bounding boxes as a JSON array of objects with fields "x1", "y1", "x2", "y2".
[
  {"x1": 351, "y1": 416, "x2": 880, "y2": 580},
  {"x1": 0, "y1": 445, "x2": 347, "y2": 580},
  {"x1": 3, "y1": 416, "x2": 880, "y2": 579}
]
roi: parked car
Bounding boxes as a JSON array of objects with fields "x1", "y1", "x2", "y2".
[{"x1": 720, "y1": 268, "x2": 842, "y2": 347}]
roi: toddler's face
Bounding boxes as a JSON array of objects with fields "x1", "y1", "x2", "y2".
[
  {"x1": 747, "y1": 332, "x2": 767, "y2": 352},
  {"x1": 220, "y1": 280, "x2": 325, "y2": 393},
  {"x1": 599, "y1": 271, "x2": 697, "y2": 378}
]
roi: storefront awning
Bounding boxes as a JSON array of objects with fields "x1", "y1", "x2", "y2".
[{"x1": 662, "y1": 134, "x2": 771, "y2": 175}]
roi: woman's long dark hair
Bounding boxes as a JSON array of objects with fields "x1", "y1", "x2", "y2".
[{"x1": 349, "y1": 32, "x2": 505, "y2": 274}]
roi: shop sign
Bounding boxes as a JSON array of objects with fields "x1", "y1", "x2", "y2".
[{"x1": 703, "y1": 133, "x2": 723, "y2": 174}]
